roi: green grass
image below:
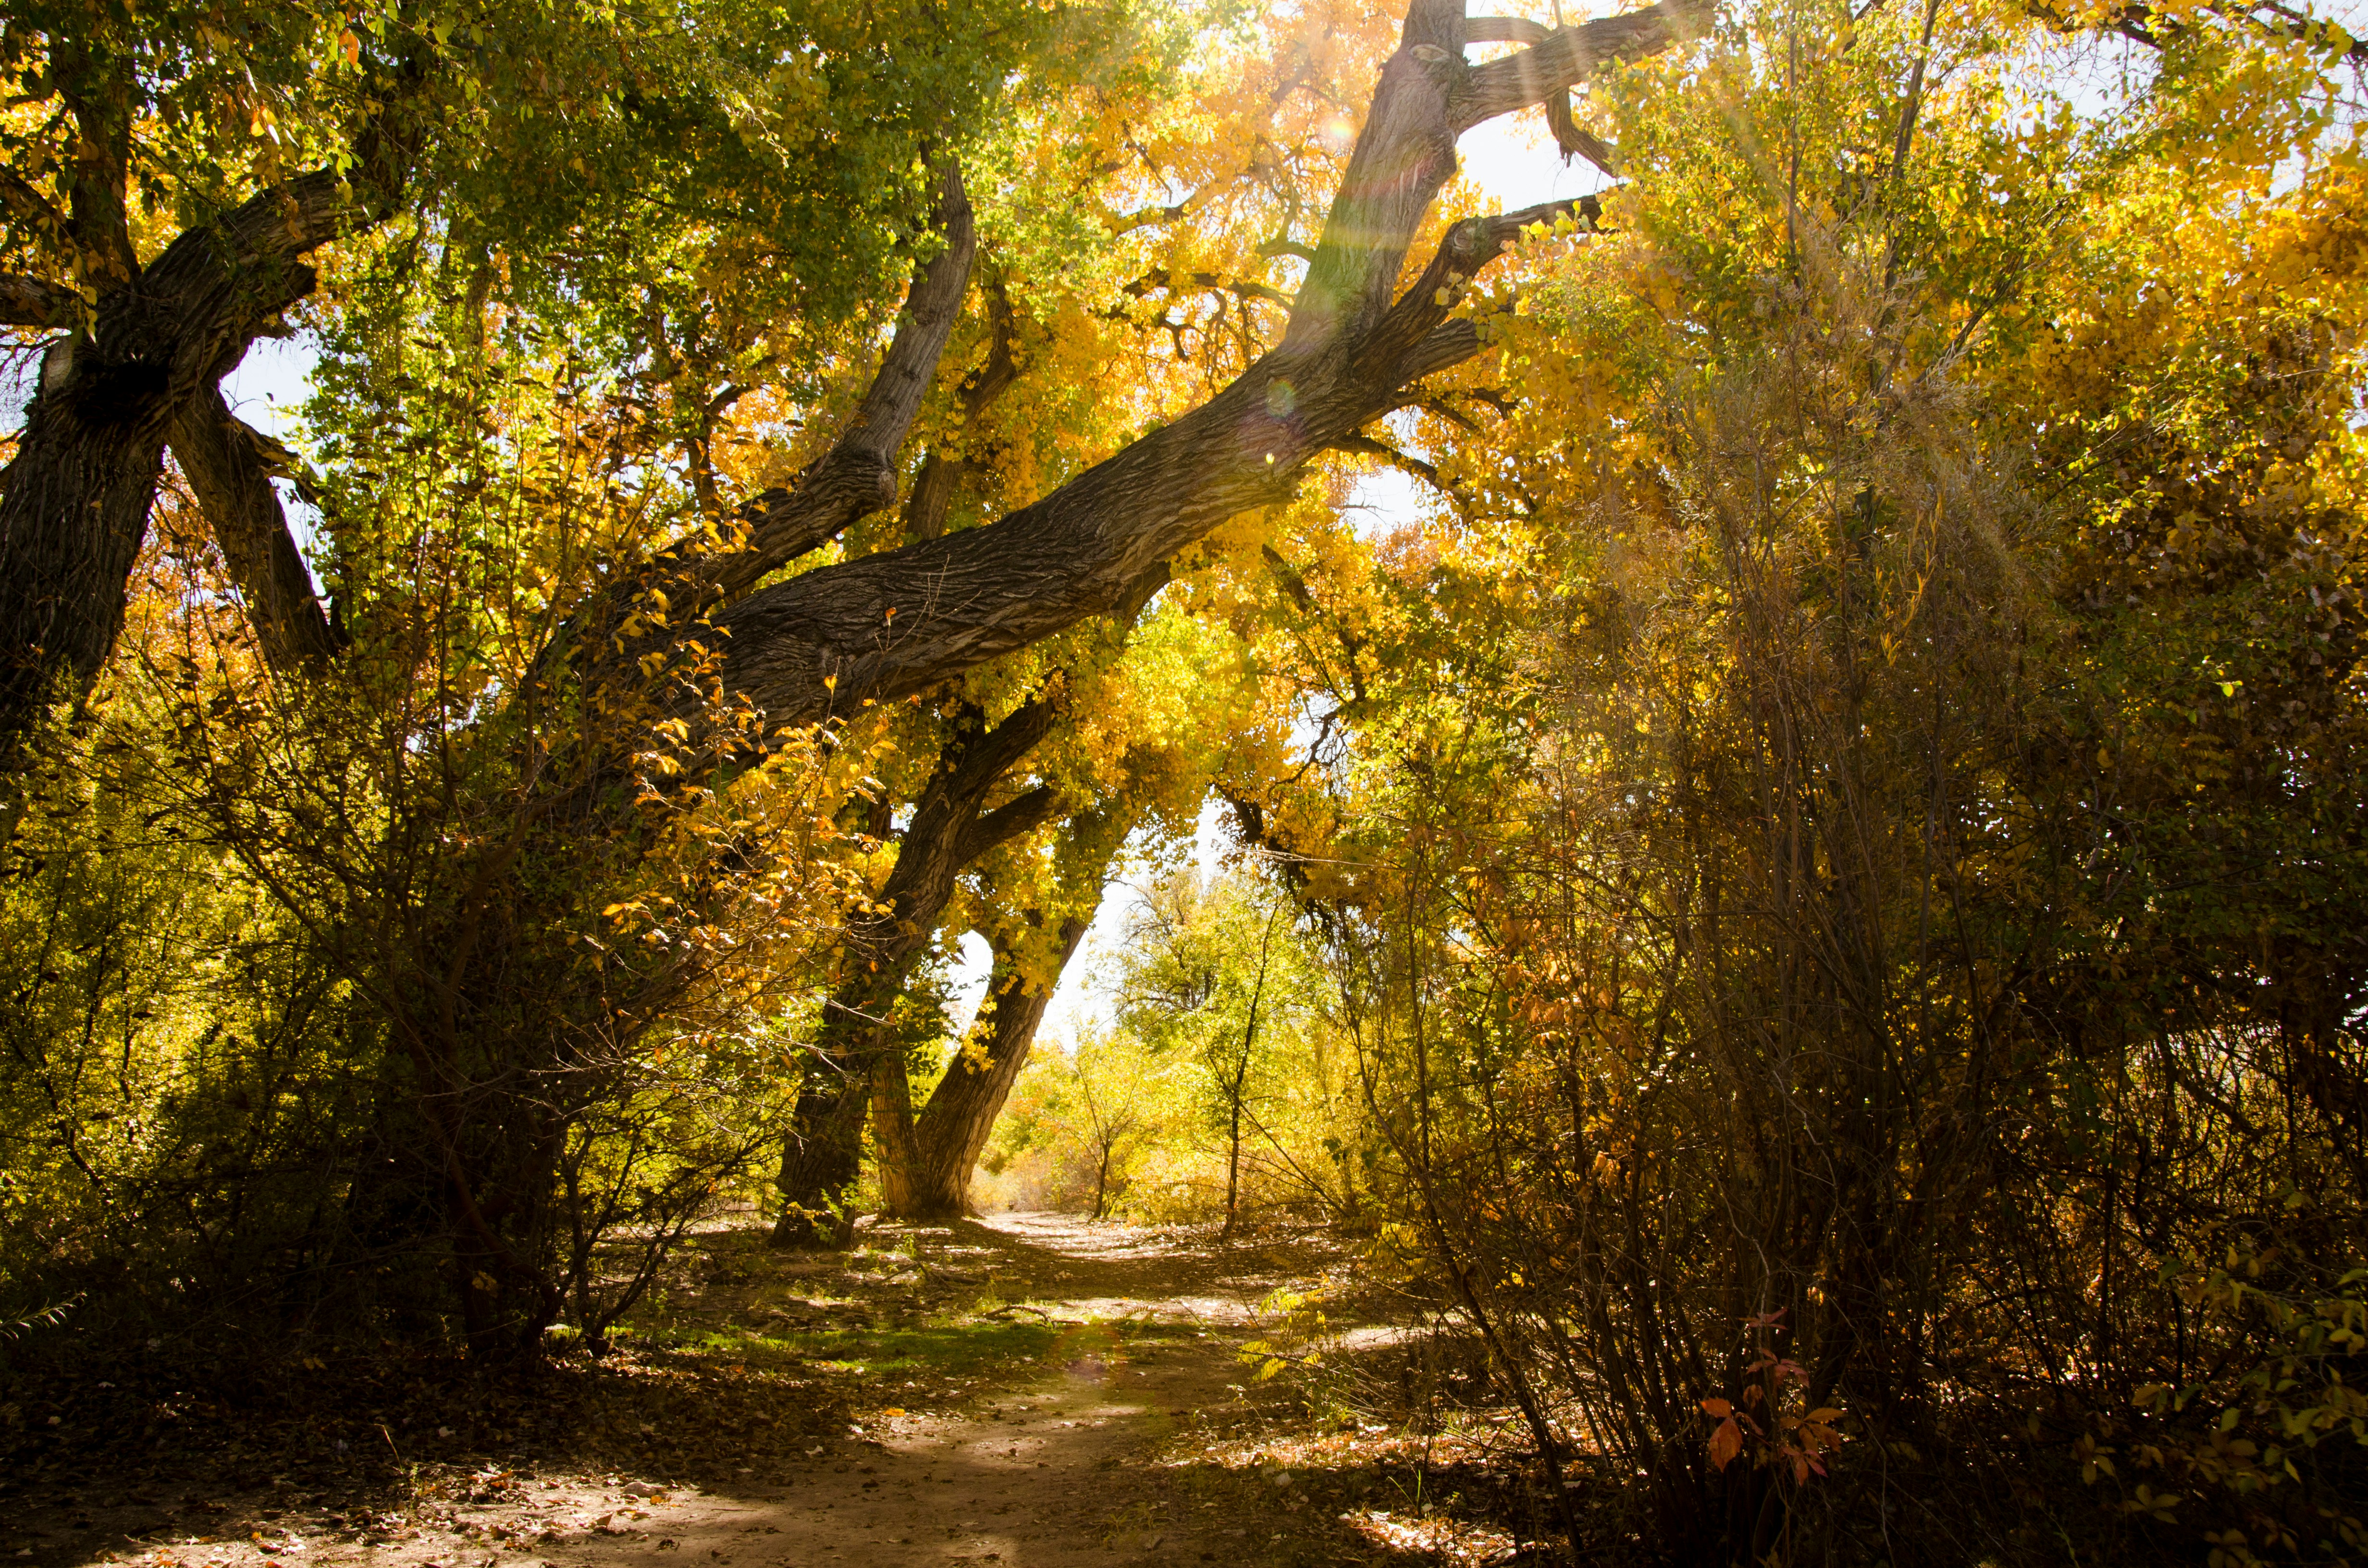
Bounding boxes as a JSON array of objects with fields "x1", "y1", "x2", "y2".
[{"x1": 694, "y1": 1317, "x2": 1067, "y2": 1381}]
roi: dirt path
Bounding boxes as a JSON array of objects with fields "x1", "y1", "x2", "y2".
[
  {"x1": 9, "y1": 1214, "x2": 1536, "y2": 1568},
  {"x1": 625, "y1": 1212, "x2": 1352, "y2": 1568}
]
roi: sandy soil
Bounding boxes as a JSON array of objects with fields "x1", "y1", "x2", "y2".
[{"x1": 6, "y1": 1214, "x2": 1539, "y2": 1568}]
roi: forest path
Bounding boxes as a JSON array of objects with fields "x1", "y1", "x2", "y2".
[
  {"x1": 26, "y1": 1214, "x2": 1516, "y2": 1568},
  {"x1": 646, "y1": 1210, "x2": 1346, "y2": 1568}
]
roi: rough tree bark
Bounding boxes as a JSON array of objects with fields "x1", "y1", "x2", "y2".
[
  {"x1": 691, "y1": 0, "x2": 1705, "y2": 730},
  {"x1": 898, "y1": 911, "x2": 1093, "y2": 1218},
  {"x1": 168, "y1": 390, "x2": 343, "y2": 670},
  {"x1": 0, "y1": 116, "x2": 405, "y2": 749},
  {"x1": 768, "y1": 695, "x2": 1062, "y2": 1245}
]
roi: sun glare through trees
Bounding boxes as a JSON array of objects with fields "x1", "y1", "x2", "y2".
[{"x1": 3, "y1": 0, "x2": 2366, "y2": 1562}]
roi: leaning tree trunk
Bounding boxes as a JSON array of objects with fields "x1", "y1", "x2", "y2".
[
  {"x1": 0, "y1": 147, "x2": 395, "y2": 756},
  {"x1": 169, "y1": 389, "x2": 344, "y2": 670},
  {"x1": 898, "y1": 913, "x2": 1092, "y2": 1218},
  {"x1": 0, "y1": 349, "x2": 172, "y2": 741},
  {"x1": 768, "y1": 697, "x2": 1061, "y2": 1245},
  {"x1": 692, "y1": 0, "x2": 1704, "y2": 730}
]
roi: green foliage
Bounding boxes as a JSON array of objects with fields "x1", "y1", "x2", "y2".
[
  {"x1": 1201, "y1": 0, "x2": 2368, "y2": 1560},
  {"x1": 985, "y1": 866, "x2": 1370, "y2": 1227}
]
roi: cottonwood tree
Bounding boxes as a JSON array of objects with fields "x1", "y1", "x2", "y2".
[
  {"x1": 0, "y1": 0, "x2": 1046, "y2": 746},
  {"x1": 765, "y1": 690, "x2": 1064, "y2": 1243},
  {"x1": 664, "y1": 0, "x2": 1705, "y2": 732},
  {"x1": 598, "y1": 0, "x2": 1708, "y2": 1249},
  {"x1": 3, "y1": 0, "x2": 1705, "y2": 751},
  {"x1": 615, "y1": 0, "x2": 1703, "y2": 1235},
  {"x1": 1, "y1": 0, "x2": 1711, "y2": 1346}
]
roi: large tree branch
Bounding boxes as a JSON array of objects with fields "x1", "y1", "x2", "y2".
[
  {"x1": 766, "y1": 690, "x2": 1058, "y2": 1236},
  {"x1": 570, "y1": 160, "x2": 981, "y2": 712},
  {"x1": 1279, "y1": 0, "x2": 1471, "y2": 354},
  {"x1": 903, "y1": 275, "x2": 1019, "y2": 543},
  {"x1": 851, "y1": 693, "x2": 1062, "y2": 961},
  {"x1": 711, "y1": 163, "x2": 978, "y2": 593},
  {"x1": 1468, "y1": 15, "x2": 1554, "y2": 43},
  {"x1": 1467, "y1": 16, "x2": 1625, "y2": 170},
  {"x1": 1451, "y1": 0, "x2": 1710, "y2": 132},
  {"x1": 957, "y1": 783, "x2": 1062, "y2": 864},
  {"x1": 636, "y1": 0, "x2": 1690, "y2": 749},
  {"x1": 0, "y1": 157, "x2": 396, "y2": 754},
  {"x1": 135, "y1": 168, "x2": 383, "y2": 396},
  {"x1": 903, "y1": 905, "x2": 1093, "y2": 1215},
  {"x1": 1362, "y1": 195, "x2": 1598, "y2": 378},
  {"x1": 0, "y1": 34, "x2": 427, "y2": 755},
  {"x1": 0, "y1": 274, "x2": 80, "y2": 328},
  {"x1": 169, "y1": 390, "x2": 343, "y2": 671},
  {"x1": 704, "y1": 187, "x2": 1590, "y2": 728}
]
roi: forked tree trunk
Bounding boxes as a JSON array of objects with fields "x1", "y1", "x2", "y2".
[
  {"x1": 0, "y1": 162, "x2": 388, "y2": 755},
  {"x1": 896, "y1": 913, "x2": 1092, "y2": 1218},
  {"x1": 767, "y1": 698, "x2": 1061, "y2": 1246}
]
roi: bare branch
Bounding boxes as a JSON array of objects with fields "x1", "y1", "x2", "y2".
[
  {"x1": 1122, "y1": 267, "x2": 1297, "y2": 309},
  {"x1": 0, "y1": 171, "x2": 69, "y2": 245},
  {"x1": 1329, "y1": 432, "x2": 1445, "y2": 490}
]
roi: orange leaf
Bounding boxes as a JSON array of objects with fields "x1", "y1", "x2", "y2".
[
  {"x1": 1700, "y1": 1397, "x2": 1732, "y2": 1418},
  {"x1": 1707, "y1": 1417, "x2": 1743, "y2": 1472}
]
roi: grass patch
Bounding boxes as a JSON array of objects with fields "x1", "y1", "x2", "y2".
[{"x1": 694, "y1": 1315, "x2": 1067, "y2": 1383}]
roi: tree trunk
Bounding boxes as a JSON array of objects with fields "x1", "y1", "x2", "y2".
[
  {"x1": 1223, "y1": 1093, "x2": 1245, "y2": 1238},
  {"x1": 0, "y1": 166, "x2": 383, "y2": 757},
  {"x1": 1219, "y1": 904, "x2": 1279, "y2": 1239},
  {"x1": 766, "y1": 698, "x2": 1062, "y2": 1245},
  {"x1": 900, "y1": 914, "x2": 1092, "y2": 1218},
  {"x1": 0, "y1": 346, "x2": 171, "y2": 738},
  {"x1": 169, "y1": 390, "x2": 343, "y2": 670},
  {"x1": 871, "y1": 1046, "x2": 923, "y2": 1215},
  {"x1": 770, "y1": 1042, "x2": 876, "y2": 1248}
]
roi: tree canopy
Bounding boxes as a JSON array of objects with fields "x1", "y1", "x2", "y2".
[{"x1": 5, "y1": 0, "x2": 2368, "y2": 1558}]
